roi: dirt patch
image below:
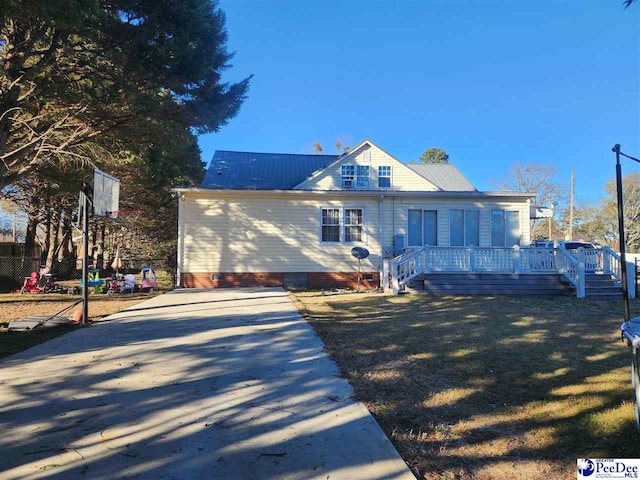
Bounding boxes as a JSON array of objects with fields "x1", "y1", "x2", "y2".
[{"x1": 0, "y1": 292, "x2": 159, "y2": 359}]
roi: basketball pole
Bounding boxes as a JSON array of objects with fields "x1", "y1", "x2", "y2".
[
  {"x1": 612, "y1": 144, "x2": 640, "y2": 323},
  {"x1": 82, "y1": 182, "x2": 93, "y2": 326}
]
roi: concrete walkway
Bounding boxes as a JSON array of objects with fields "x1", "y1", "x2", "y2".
[{"x1": 0, "y1": 288, "x2": 414, "y2": 480}]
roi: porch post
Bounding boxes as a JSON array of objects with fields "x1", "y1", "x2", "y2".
[
  {"x1": 469, "y1": 245, "x2": 475, "y2": 272},
  {"x1": 577, "y1": 262, "x2": 586, "y2": 299},
  {"x1": 627, "y1": 260, "x2": 636, "y2": 300},
  {"x1": 513, "y1": 245, "x2": 521, "y2": 274},
  {"x1": 424, "y1": 245, "x2": 431, "y2": 273},
  {"x1": 391, "y1": 260, "x2": 400, "y2": 295},
  {"x1": 603, "y1": 248, "x2": 611, "y2": 275},
  {"x1": 382, "y1": 259, "x2": 391, "y2": 292}
]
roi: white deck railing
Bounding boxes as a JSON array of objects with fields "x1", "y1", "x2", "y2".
[
  {"x1": 387, "y1": 245, "x2": 587, "y2": 297},
  {"x1": 602, "y1": 246, "x2": 622, "y2": 282},
  {"x1": 390, "y1": 247, "x2": 426, "y2": 294},
  {"x1": 556, "y1": 245, "x2": 586, "y2": 298}
]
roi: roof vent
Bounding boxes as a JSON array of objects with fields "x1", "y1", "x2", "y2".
[{"x1": 217, "y1": 170, "x2": 223, "y2": 176}]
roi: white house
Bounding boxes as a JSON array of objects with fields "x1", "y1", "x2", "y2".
[{"x1": 174, "y1": 139, "x2": 544, "y2": 290}]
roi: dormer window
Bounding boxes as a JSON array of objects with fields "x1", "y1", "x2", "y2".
[
  {"x1": 378, "y1": 166, "x2": 391, "y2": 188},
  {"x1": 356, "y1": 166, "x2": 370, "y2": 188},
  {"x1": 341, "y1": 165, "x2": 355, "y2": 188}
]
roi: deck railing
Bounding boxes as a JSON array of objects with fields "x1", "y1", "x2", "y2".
[
  {"x1": 602, "y1": 246, "x2": 622, "y2": 282},
  {"x1": 388, "y1": 245, "x2": 569, "y2": 294},
  {"x1": 556, "y1": 245, "x2": 586, "y2": 298},
  {"x1": 390, "y1": 247, "x2": 425, "y2": 294}
]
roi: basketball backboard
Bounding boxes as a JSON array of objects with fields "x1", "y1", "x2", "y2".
[{"x1": 93, "y1": 169, "x2": 120, "y2": 217}]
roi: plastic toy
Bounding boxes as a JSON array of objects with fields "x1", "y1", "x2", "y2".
[
  {"x1": 19, "y1": 272, "x2": 40, "y2": 294},
  {"x1": 139, "y1": 267, "x2": 157, "y2": 292}
]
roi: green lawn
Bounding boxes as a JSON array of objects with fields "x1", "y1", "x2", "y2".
[{"x1": 292, "y1": 292, "x2": 640, "y2": 480}]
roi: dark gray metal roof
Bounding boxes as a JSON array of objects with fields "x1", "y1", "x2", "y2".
[
  {"x1": 202, "y1": 151, "x2": 339, "y2": 190},
  {"x1": 407, "y1": 164, "x2": 477, "y2": 191}
]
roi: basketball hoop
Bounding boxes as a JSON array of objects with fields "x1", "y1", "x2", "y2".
[{"x1": 93, "y1": 169, "x2": 120, "y2": 218}]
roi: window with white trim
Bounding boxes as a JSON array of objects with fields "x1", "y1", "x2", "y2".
[
  {"x1": 341, "y1": 165, "x2": 355, "y2": 188},
  {"x1": 321, "y1": 208, "x2": 340, "y2": 242},
  {"x1": 450, "y1": 209, "x2": 479, "y2": 246},
  {"x1": 320, "y1": 207, "x2": 365, "y2": 244},
  {"x1": 408, "y1": 209, "x2": 438, "y2": 246},
  {"x1": 378, "y1": 166, "x2": 391, "y2": 188},
  {"x1": 491, "y1": 210, "x2": 520, "y2": 246},
  {"x1": 345, "y1": 208, "x2": 363, "y2": 242},
  {"x1": 356, "y1": 166, "x2": 370, "y2": 188}
]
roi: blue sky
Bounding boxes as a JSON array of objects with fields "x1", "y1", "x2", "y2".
[{"x1": 199, "y1": 0, "x2": 640, "y2": 203}]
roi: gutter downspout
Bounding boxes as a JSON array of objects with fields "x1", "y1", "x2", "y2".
[{"x1": 379, "y1": 194, "x2": 384, "y2": 288}]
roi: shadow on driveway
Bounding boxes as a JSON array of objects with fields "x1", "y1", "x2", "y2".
[{"x1": 0, "y1": 288, "x2": 414, "y2": 480}]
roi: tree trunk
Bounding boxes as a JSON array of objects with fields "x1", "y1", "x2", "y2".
[
  {"x1": 46, "y1": 213, "x2": 62, "y2": 269},
  {"x1": 24, "y1": 200, "x2": 39, "y2": 258},
  {"x1": 42, "y1": 212, "x2": 52, "y2": 262}
]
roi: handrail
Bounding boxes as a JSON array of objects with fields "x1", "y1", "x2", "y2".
[
  {"x1": 557, "y1": 245, "x2": 586, "y2": 298},
  {"x1": 602, "y1": 246, "x2": 622, "y2": 282},
  {"x1": 388, "y1": 245, "x2": 587, "y2": 297},
  {"x1": 390, "y1": 247, "x2": 425, "y2": 294}
]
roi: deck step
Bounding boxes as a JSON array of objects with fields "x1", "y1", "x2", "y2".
[{"x1": 420, "y1": 273, "x2": 573, "y2": 296}]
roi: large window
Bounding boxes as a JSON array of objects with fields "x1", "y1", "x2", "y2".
[
  {"x1": 341, "y1": 165, "x2": 355, "y2": 188},
  {"x1": 450, "y1": 209, "x2": 479, "y2": 246},
  {"x1": 491, "y1": 210, "x2": 520, "y2": 246},
  {"x1": 378, "y1": 166, "x2": 391, "y2": 188},
  {"x1": 356, "y1": 166, "x2": 370, "y2": 188},
  {"x1": 408, "y1": 209, "x2": 438, "y2": 246},
  {"x1": 320, "y1": 207, "x2": 364, "y2": 244}
]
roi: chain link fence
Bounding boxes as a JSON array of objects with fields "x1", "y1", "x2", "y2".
[
  {"x1": 0, "y1": 256, "x2": 175, "y2": 292},
  {"x1": 0, "y1": 257, "x2": 41, "y2": 291}
]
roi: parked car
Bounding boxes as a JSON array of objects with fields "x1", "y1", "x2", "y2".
[
  {"x1": 562, "y1": 241, "x2": 595, "y2": 250},
  {"x1": 530, "y1": 240, "x2": 595, "y2": 250}
]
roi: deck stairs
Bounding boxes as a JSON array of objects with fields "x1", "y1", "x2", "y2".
[
  {"x1": 404, "y1": 272, "x2": 622, "y2": 297},
  {"x1": 406, "y1": 273, "x2": 573, "y2": 295},
  {"x1": 583, "y1": 273, "x2": 623, "y2": 297}
]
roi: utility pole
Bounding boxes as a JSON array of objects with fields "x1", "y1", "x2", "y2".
[
  {"x1": 548, "y1": 199, "x2": 553, "y2": 239},
  {"x1": 568, "y1": 168, "x2": 575, "y2": 240}
]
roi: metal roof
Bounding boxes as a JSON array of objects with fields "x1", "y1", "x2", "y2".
[
  {"x1": 201, "y1": 150, "x2": 477, "y2": 192},
  {"x1": 407, "y1": 164, "x2": 477, "y2": 191},
  {"x1": 202, "y1": 151, "x2": 339, "y2": 190}
]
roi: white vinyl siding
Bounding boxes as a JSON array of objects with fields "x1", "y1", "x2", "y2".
[
  {"x1": 181, "y1": 194, "x2": 380, "y2": 273},
  {"x1": 179, "y1": 191, "x2": 531, "y2": 276},
  {"x1": 299, "y1": 144, "x2": 438, "y2": 191}
]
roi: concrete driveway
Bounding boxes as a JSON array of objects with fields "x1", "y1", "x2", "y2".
[{"x1": 0, "y1": 288, "x2": 414, "y2": 480}]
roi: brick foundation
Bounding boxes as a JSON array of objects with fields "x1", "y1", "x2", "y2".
[
  {"x1": 180, "y1": 272, "x2": 380, "y2": 290},
  {"x1": 181, "y1": 272, "x2": 284, "y2": 288},
  {"x1": 308, "y1": 272, "x2": 379, "y2": 290}
]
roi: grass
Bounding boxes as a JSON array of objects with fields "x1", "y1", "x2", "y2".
[
  {"x1": 0, "y1": 267, "x2": 174, "y2": 359},
  {"x1": 292, "y1": 292, "x2": 640, "y2": 480}
]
